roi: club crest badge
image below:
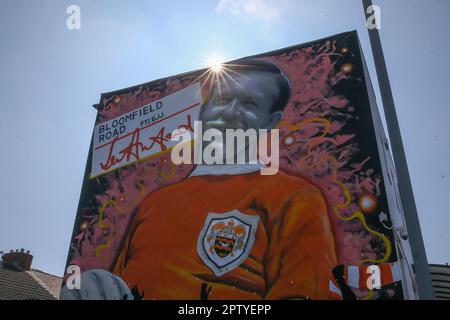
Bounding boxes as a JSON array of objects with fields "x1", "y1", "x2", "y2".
[{"x1": 197, "y1": 210, "x2": 260, "y2": 277}]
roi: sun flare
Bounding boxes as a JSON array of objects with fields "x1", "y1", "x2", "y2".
[{"x1": 207, "y1": 53, "x2": 225, "y2": 72}]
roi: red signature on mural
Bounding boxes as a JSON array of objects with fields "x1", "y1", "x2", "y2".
[{"x1": 99, "y1": 112, "x2": 195, "y2": 171}]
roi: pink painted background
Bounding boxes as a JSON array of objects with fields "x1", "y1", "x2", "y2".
[{"x1": 69, "y1": 38, "x2": 393, "y2": 297}]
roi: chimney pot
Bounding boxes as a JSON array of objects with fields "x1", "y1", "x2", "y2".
[{"x1": 2, "y1": 249, "x2": 33, "y2": 271}]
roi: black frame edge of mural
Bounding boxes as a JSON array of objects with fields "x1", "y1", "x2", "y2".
[
  {"x1": 60, "y1": 111, "x2": 98, "y2": 293},
  {"x1": 361, "y1": 0, "x2": 434, "y2": 300}
]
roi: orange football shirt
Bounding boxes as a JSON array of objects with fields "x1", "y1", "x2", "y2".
[{"x1": 113, "y1": 169, "x2": 337, "y2": 300}]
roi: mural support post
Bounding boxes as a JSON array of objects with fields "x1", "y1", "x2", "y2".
[{"x1": 361, "y1": 0, "x2": 434, "y2": 300}]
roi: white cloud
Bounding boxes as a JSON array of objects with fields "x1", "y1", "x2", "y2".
[{"x1": 216, "y1": 0, "x2": 280, "y2": 21}]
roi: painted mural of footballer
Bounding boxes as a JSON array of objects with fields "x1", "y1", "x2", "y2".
[{"x1": 61, "y1": 59, "x2": 338, "y2": 300}]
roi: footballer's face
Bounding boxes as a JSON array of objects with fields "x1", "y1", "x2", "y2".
[{"x1": 200, "y1": 70, "x2": 283, "y2": 132}]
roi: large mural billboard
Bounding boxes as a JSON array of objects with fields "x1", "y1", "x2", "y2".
[{"x1": 61, "y1": 31, "x2": 418, "y2": 300}]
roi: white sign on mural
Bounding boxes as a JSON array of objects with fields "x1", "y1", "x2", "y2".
[{"x1": 91, "y1": 83, "x2": 202, "y2": 177}]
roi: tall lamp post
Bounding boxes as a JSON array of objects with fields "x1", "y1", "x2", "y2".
[{"x1": 361, "y1": 0, "x2": 434, "y2": 299}]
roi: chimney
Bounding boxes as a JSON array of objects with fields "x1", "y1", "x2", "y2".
[{"x1": 2, "y1": 249, "x2": 33, "y2": 271}]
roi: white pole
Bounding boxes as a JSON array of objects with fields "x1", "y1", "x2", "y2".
[{"x1": 362, "y1": 0, "x2": 434, "y2": 300}]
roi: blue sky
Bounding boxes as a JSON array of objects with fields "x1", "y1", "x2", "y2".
[{"x1": 0, "y1": 0, "x2": 449, "y2": 276}]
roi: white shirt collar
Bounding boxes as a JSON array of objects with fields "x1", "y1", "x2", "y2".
[{"x1": 188, "y1": 162, "x2": 264, "y2": 178}]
